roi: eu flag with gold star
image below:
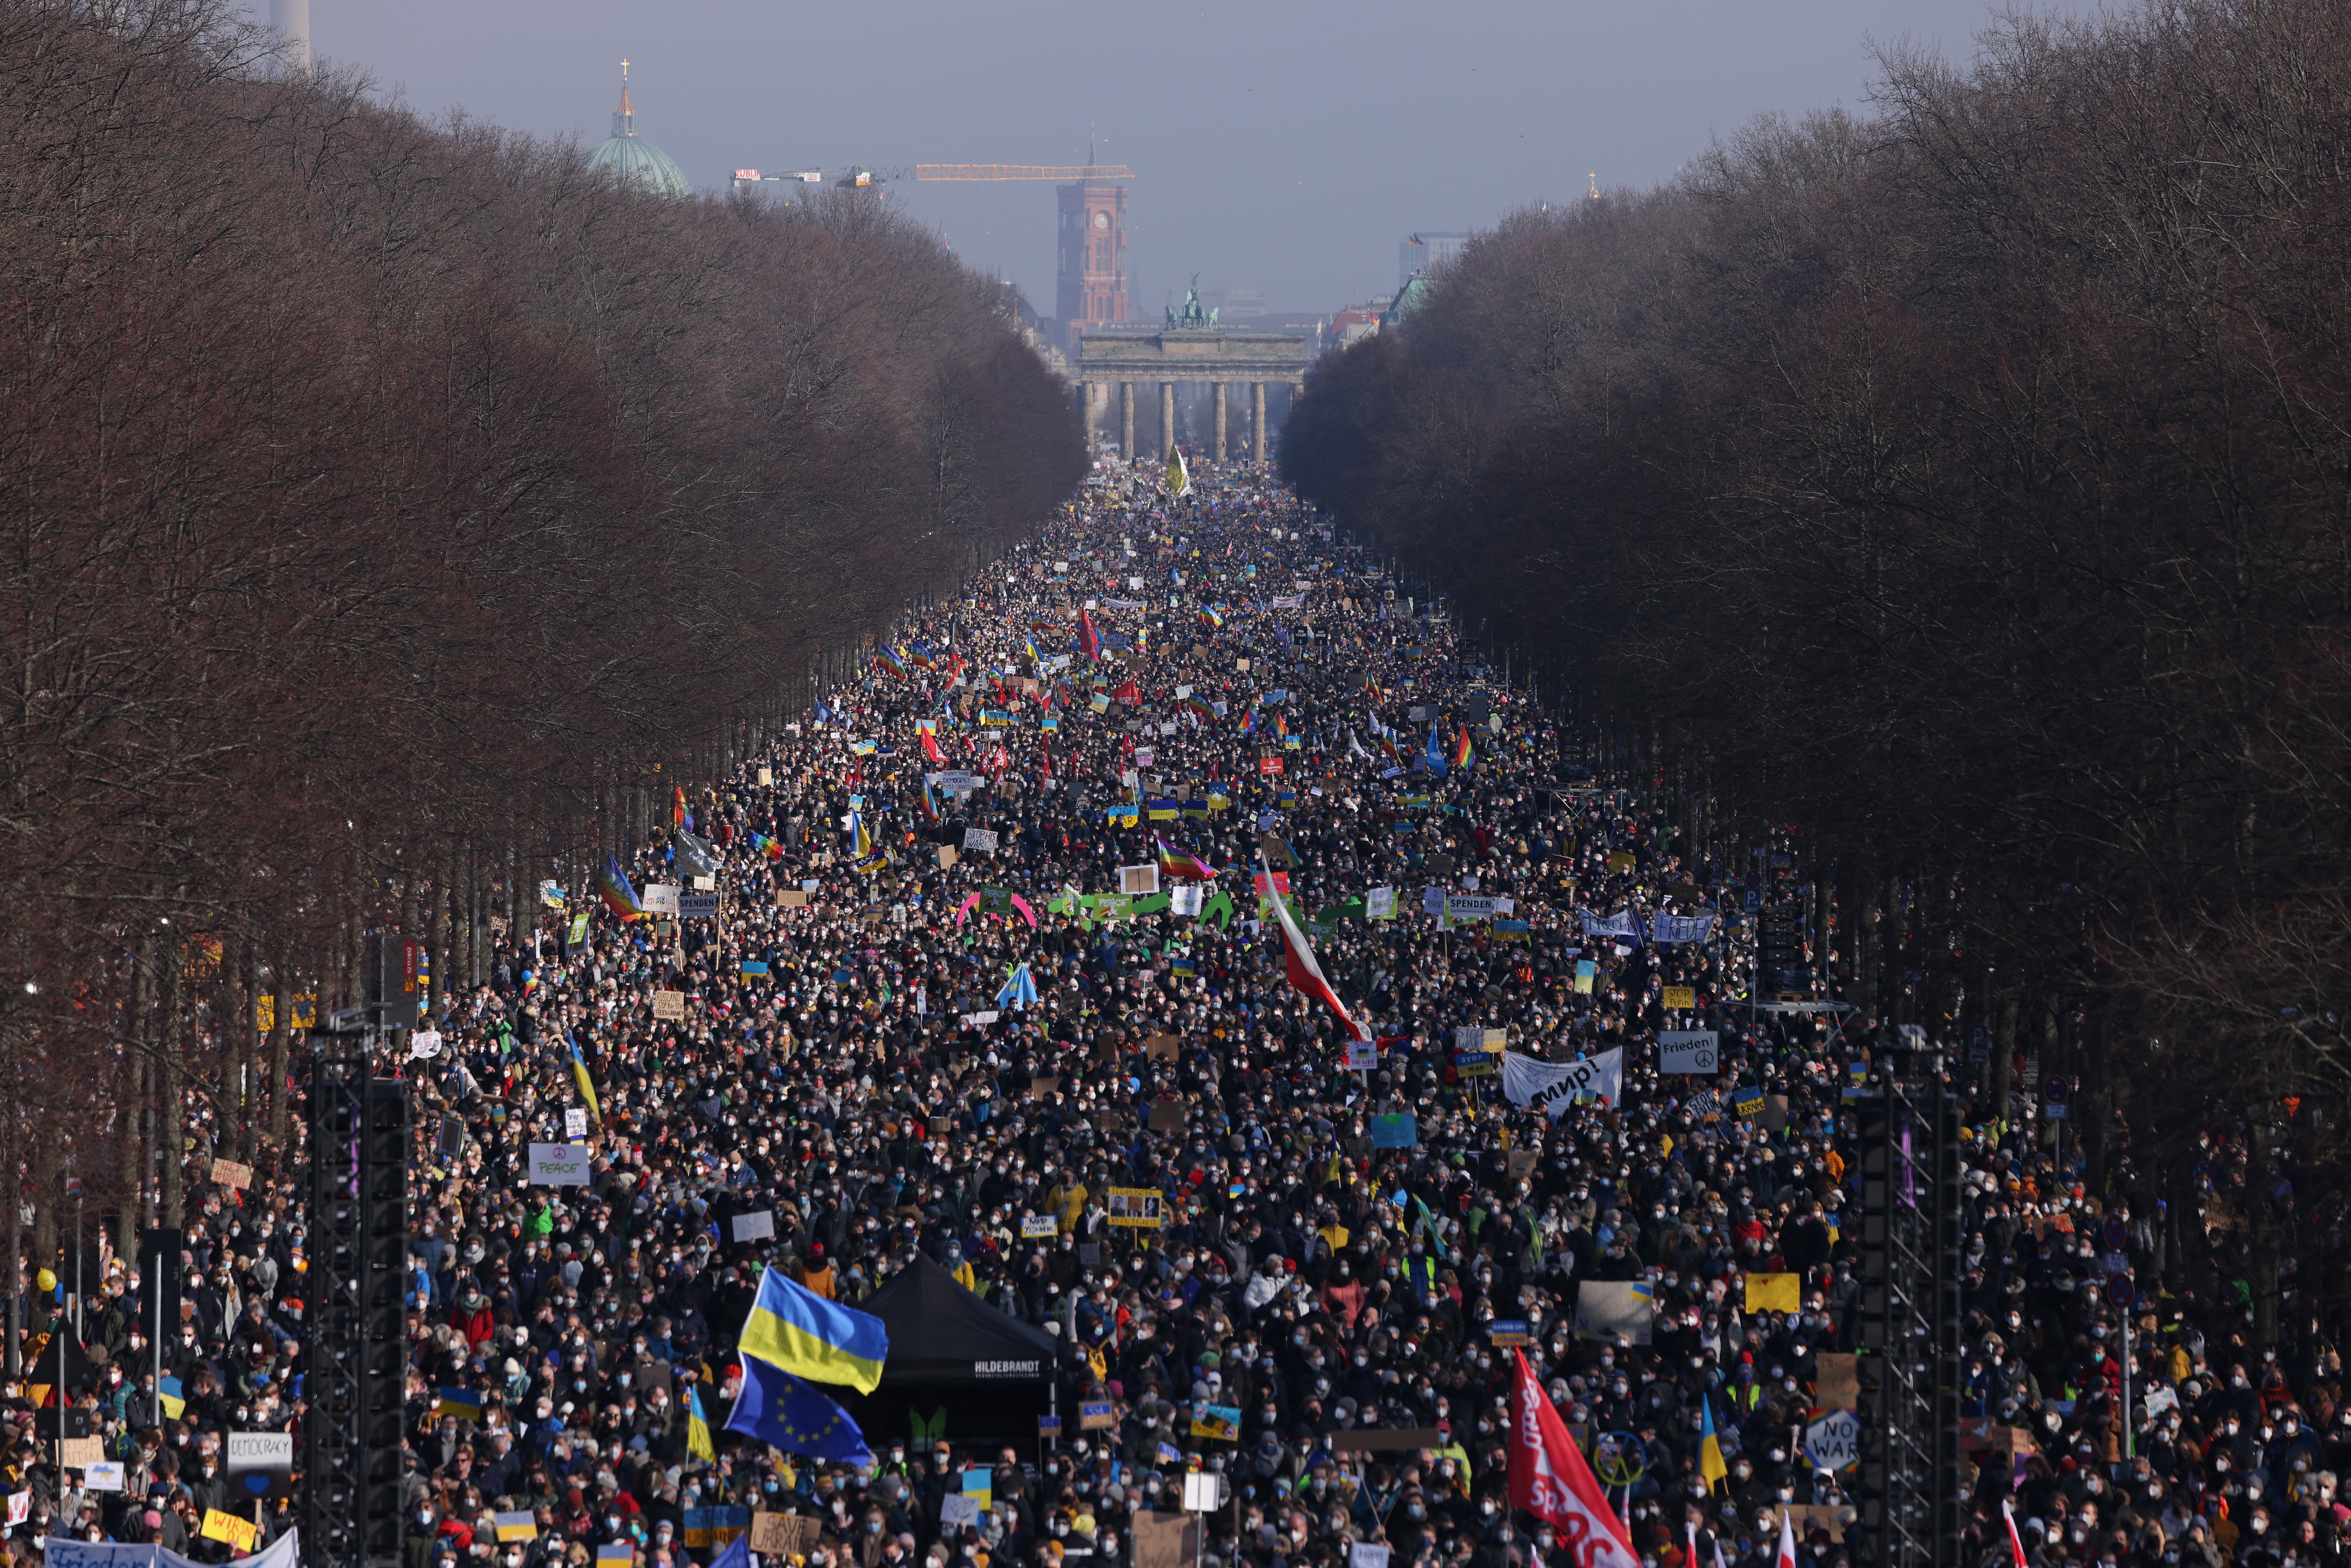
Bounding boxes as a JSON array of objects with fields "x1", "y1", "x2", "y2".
[{"x1": 726, "y1": 1353, "x2": 872, "y2": 1465}]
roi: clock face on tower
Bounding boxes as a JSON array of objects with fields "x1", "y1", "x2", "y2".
[{"x1": 1092, "y1": 211, "x2": 1111, "y2": 229}]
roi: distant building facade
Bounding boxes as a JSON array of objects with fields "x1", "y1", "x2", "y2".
[
  {"x1": 1398, "y1": 231, "x2": 1471, "y2": 290},
  {"x1": 1200, "y1": 285, "x2": 1268, "y2": 322},
  {"x1": 1332, "y1": 297, "x2": 1392, "y2": 348},
  {"x1": 1057, "y1": 178, "x2": 1131, "y2": 352}
]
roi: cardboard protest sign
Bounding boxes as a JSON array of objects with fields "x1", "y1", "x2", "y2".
[
  {"x1": 1573, "y1": 1280, "x2": 1654, "y2": 1344},
  {"x1": 528, "y1": 1143, "x2": 593, "y2": 1185}
]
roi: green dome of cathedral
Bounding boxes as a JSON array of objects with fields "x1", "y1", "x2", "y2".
[{"x1": 587, "y1": 62, "x2": 693, "y2": 199}]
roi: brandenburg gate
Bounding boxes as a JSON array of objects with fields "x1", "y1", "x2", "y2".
[{"x1": 1076, "y1": 283, "x2": 1308, "y2": 464}]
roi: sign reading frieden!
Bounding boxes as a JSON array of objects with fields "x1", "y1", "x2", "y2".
[
  {"x1": 1500, "y1": 1047, "x2": 1625, "y2": 1117},
  {"x1": 1657, "y1": 1031, "x2": 1719, "y2": 1074}
]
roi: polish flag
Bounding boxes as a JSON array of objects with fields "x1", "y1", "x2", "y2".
[
  {"x1": 1506, "y1": 1350, "x2": 1638, "y2": 1568},
  {"x1": 2002, "y1": 1501, "x2": 2028, "y2": 1568},
  {"x1": 1776, "y1": 1509, "x2": 1799, "y2": 1568},
  {"x1": 1261, "y1": 851, "x2": 1367, "y2": 1041}
]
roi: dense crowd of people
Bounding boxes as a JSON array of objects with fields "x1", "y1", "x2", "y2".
[{"x1": 0, "y1": 466, "x2": 2322, "y2": 1568}]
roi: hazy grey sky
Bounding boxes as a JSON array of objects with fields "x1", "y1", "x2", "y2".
[{"x1": 286, "y1": 0, "x2": 2052, "y2": 315}]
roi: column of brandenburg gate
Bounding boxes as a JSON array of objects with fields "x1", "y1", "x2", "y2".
[{"x1": 1075, "y1": 284, "x2": 1308, "y2": 465}]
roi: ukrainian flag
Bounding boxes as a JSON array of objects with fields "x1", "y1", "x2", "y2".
[
  {"x1": 438, "y1": 1387, "x2": 485, "y2": 1422},
  {"x1": 567, "y1": 1035, "x2": 601, "y2": 1126},
  {"x1": 737, "y1": 1265, "x2": 889, "y2": 1394},
  {"x1": 686, "y1": 1384, "x2": 716, "y2": 1463},
  {"x1": 1698, "y1": 1395, "x2": 1728, "y2": 1493}
]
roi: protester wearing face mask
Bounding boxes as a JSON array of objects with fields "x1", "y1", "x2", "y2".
[{"x1": 32, "y1": 494, "x2": 2351, "y2": 1568}]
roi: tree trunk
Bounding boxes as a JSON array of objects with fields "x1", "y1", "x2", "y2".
[
  {"x1": 6, "y1": 1097, "x2": 20, "y2": 1378},
  {"x1": 160, "y1": 956, "x2": 185, "y2": 1229},
  {"x1": 431, "y1": 843, "x2": 453, "y2": 1017},
  {"x1": 1854, "y1": 871, "x2": 1881, "y2": 1021},
  {"x1": 269, "y1": 960, "x2": 292, "y2": 1155},
  {"x1": 132, "y1": 933, "x2": 156, "y2": 1228},
  {"x1": 2083, "y1": 1012, "x2": 2111, "y2": 1196},
  {"x1": 2250, "y1": 1118, "x2": 2282, "y2": 1347},
  {"x1": 1991, "y1": 989, "x2": 2018, "y2": 1128},
  {"x1": 30, "y1": 1105, "x2": 57, "y2": 1283}
]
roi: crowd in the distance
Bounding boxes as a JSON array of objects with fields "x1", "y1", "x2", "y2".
[{"x1": 1, "y1": 465, "x2": 2326, "y2": 1568}]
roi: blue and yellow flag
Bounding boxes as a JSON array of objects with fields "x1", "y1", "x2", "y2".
[
  {"x1": 686, "y1": 1383, "x2": 717, "y2": 1463},
  {"x1": 681, "y1": 1507, "x2": 747, "y2": 1549},
  {"x1": 1698, "y1": 1395, "x2": 1728, "y2": 1493},
  {"x1": 437, "y1": 1387, "x2": 485, "y2": 1422},
  {"x1": 567, "y1": 1035, "x2": 601, "y2": 1126},
  {"x1": 737, "y1": 1265, "x2": 889, "y2": 1394}
]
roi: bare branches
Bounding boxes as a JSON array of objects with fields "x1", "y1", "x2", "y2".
[
  {"x1": 0, "y1": 0, "x2": 1083, "y2": 1218},
  {"x1": 1283, "y1": 0, "x2": 2351, "y2": 1217}
]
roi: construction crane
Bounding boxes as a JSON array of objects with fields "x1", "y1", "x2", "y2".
[
  {"x1": 913, "y1": 164, "x2": 1132, "y2": 181},
  {"x1": 732, "y1": 164, "x2": 1132, "y2": 189}
]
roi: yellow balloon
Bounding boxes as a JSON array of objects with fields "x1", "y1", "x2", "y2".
[{"x1": 35, "y1": 1269, "x2": 55, "y2": 1292}]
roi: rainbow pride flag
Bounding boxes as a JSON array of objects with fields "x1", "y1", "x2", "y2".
[
  {"x1": 1156, "y1": 836, "x2": 1218, "y2": 882},
  {"x1": 597, "y1": 858, "x2": 646, "y2": 921}
]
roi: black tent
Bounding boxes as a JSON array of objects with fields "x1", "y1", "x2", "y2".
[
  {"x1": 837, "y1": 1254, "x2": 1062, "y2": 1459},
  {"x1": 863, "y1": 1253, "x2": 1059, "y2": 1385}
]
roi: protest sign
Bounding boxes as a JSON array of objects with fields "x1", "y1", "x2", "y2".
[
  {"x1": 1658, "y1": 1031, "x2": 1719, "y2": 1074},
  {"x1": 528, "y1": 1143, "x2": 592, "y2": 1185}
]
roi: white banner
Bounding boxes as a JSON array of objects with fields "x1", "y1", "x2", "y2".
[
  {"x1": 1365, "y1": 886, "x2": 1396, "y2": 920},
  {"x1": 46, "y1": 1531, "x2": 300, "y2": 1568},
  {"x1": 1657, "y1": 1031, "x2": 1719, "y2": 1074},
  {"x1": 1500, "y1": 1048, "x2": 1624, "y2": 1116},
  {"x1": 1169, "y1": 884, "x2": 1204, "y2": 915}
]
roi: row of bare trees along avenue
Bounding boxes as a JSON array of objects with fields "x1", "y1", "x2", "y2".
[
  {"x1": 0, "y1": 0, "x2": 1085, "y2": 1271},
  {"x1": 1282, "y1": 0, "x2": 2351, "y2": 1343}
]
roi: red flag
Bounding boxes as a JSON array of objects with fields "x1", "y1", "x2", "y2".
[
  {"x1": 1507, "y1": 1350, "x2": 1638, "y2": 1568},
  {"x1": 1262, "y1": 851, "x2": 1367, "y2": 1040},
  {"x1": 922, "y1": 730, "x2": 945, "y2": 763},
  {"x1": 1078, "y1": 610, "x2": 1102, "y2": 662}
]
